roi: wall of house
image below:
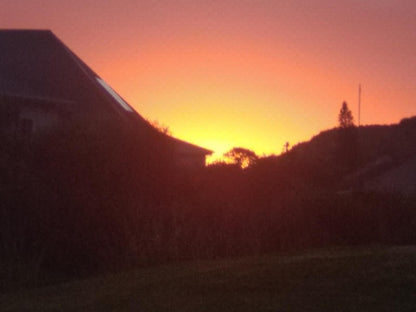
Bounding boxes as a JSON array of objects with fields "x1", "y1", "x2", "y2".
[
  {"x1": 0, "y1": 97, "x2": 69, "y2": 145},
  {"x1": 171, "y1": 138, "x2": 211, "y2": 170},
  {"x1": 17, "y1": 106, "x2": 63, "y2": 137},
  {"x1": 175, "y1": 153, "x2": 207, "y2": 170}
]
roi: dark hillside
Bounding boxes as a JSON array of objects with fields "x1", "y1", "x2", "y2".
[{"x1": 259, "y1": 116, "x2": 416, "y2": 192}]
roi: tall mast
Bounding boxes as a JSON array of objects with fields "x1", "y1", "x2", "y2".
[{"x1": 358, "y1": 83, "x2": 361, "y2": 127}]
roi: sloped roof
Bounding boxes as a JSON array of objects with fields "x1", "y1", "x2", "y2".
[
  {"x1": 171, "y1": 137, "x2": 212, "y2": 155},
  {"x1": 0, "y1": 29, "x2": 138, "y2": 117},
  {"x1": 0, "y1": 29, "x2": 211, "y2": 155}
]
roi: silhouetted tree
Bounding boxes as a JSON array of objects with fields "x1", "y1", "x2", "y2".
[
  {"x1": 336, "y1": 102, "x2": 358, "y2": 171},
  {"x1": 283, "y1": 141, "x2": 290, "y2": 153},
  {"x1": 338, "y1": 101, "x2": 354, "y2": 128},
  {"x1": 224, "y1": 147, "x2": 258, "y2": 168},
  {"x1": 150, "y1": 119, "x2": 171, "y2": 135}
]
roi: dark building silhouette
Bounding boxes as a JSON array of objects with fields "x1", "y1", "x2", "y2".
[{"x1": 0, "y1": 29, "x2": 212, "y2": 170}]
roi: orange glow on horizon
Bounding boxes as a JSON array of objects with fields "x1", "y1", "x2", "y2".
[
  {"x1": 3, "y1": 1, "x2": 416, "y2": 157},
  {"x1": 98, "y1": 37, "x2": 415, "y2": 159},
  {"x1": 95, "y1": 39, "x2": 347, "y2": 157}
]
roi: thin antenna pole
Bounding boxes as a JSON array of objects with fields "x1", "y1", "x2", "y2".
[{"x1": 358, "y1": 83, "x2": 361, "y2": 127}]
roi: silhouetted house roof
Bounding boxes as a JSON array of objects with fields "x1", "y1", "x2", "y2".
[{"x1": 0, "y1": 29, "x2": 211, "y2": 167}]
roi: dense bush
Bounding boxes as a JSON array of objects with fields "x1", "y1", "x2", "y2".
[{"x1": 1, "y1": 118, "x2": 416, "y2": 290}]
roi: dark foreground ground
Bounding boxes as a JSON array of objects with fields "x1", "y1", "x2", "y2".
[{"x1": 1, "y1": 245, "x2": 416, "y2": 311}]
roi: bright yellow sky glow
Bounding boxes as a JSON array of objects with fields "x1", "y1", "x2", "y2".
[{"x1": 96, "y1": 39, "x2": 350, "y2": 160}]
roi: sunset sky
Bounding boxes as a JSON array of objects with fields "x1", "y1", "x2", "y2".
[{"x1": 2, "y1": 0, "x2": 416, "y2": 160}]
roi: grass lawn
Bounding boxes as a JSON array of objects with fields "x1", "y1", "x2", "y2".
[{"x1": 1, "y1": 245, "x2": 416, "y2": 311}]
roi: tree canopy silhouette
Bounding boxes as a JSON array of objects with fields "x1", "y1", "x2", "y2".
[
  {"x1": 338, "y1": 101, "x2": 354, "y2": 128},
  {"x1": 224, "y1": 147, "x2": 258, "y2": 168},
  {"x1": 283, "y1": 141, "x2": 290, "y2": 153},
  {"x1": 336, "y1": 101, "x2": 358, "y2": 171},
  {"x1": 150, "y1": 119, "x2": 171, "y2": 135}
]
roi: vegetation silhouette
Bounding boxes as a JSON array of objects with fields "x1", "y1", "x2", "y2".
[
  {"x1": 1, "y1": 95, "x2": 416, "y2": 290},
  {"x1": 282, "y1": 141, "x2": 290, "y2": 153},
  {"x1": 336, "y1": 101, "x2": 359, "y2": 173},
  {"x1": 338, "y1": 101, "x2": 354, "y2": 128},
  {"x1": 150, "y1": 119, "x2": 171, "y2": 135},
  {"x1": 223, "y1": 147, "x2": 258, "y2": 168}
]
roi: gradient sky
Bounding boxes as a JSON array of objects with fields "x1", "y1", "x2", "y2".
[{"x1": 2, "y1": 0, "x2": 416, "y2": 160}]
